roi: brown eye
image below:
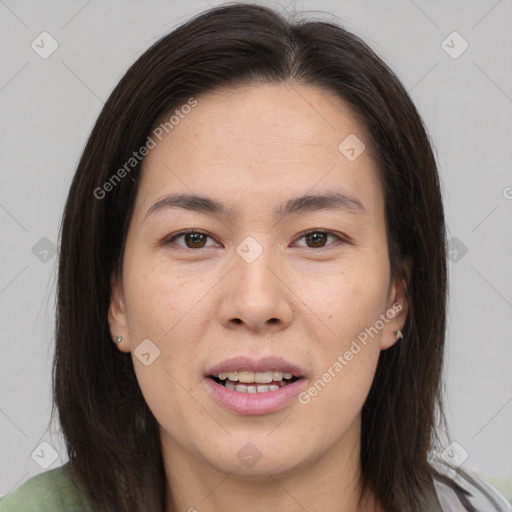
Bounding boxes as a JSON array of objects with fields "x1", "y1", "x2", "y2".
[
  {"x1": 183, "y1": 233, "x2": 207, "y2": 248},
  {"x1": 166, "y1": 231, "x2": 218, "y2": 250},
  {"x1": 296, "y1": 231, "x2": 341, "y2": 249},
  {"x1": 305, "y1": 232, "x2": 328, "y2": 248}
]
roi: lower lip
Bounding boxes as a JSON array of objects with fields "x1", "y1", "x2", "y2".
[{"x1": 204, "y1": 377, "x2": 307, "y2": 415}]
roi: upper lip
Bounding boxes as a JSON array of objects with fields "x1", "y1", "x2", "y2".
[{"x1": 206, "y1": 356, "x2": 307, "y2": 378}]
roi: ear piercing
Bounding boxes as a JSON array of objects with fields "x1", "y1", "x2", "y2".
[
  {"x1": 395, "y1": 330, "x2": 403, "y2": 341},
  {"x1": 113, "y1": 336, "x2": 123, "y2": 345}
]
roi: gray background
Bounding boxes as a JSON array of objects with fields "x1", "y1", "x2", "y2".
[{"x1": 1, "y1": 0, "x2": 511, "y2": 499}]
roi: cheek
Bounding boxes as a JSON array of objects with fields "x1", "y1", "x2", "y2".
[
  {"x1": 295, "y1": 256, "x2": 388, "y2": 423},
  {"x1": 297, "y1": 292, "x2": 383, "y2": 440},
  {"x1": 122, "y1": 255, "x2": 223, "y2": 393},
  {"x1": 122, "y1": 261, "x2": 208, "y2": 430},
  {"x1": 298, "y1": 351, "x2": 378, "y2": 449},
  {"x1": 123, "y1": 257, "x2": 209, "y2": 341},
  {"x1": 304, "y1": 256, "x2": 390, "y2": 339}
]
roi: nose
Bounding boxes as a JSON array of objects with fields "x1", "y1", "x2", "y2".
[{"x1": 218, "y1": 241, "x2": 294, "y2": 333}]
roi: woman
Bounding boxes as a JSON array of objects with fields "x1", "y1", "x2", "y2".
[{"x1": 1, "y1": 3, "x2": 509, "y2": 512}]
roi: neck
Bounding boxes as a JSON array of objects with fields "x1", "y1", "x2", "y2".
[{"x1": 162, "y1": 419, "x2": 382, "y2": 512}]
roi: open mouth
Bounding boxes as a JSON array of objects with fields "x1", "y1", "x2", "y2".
[
  {"x1": 209, "y1": 370, "x2": 301, "y2": 394},
  {"x1": 204, "y1": 363, "x2": 307, "y2": 414}
]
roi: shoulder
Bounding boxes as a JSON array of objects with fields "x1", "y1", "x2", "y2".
[
  {"x1": 0, "y1": 463, "x2": 95, "y2": 512},
  {"x1": 431, "y1": 456, "x2": 512, "y2": 511}
]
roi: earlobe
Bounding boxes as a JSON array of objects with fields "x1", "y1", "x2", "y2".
[
  {"x1": 108, "y1": 273, "x2": 131, "y2": 353},
  {"x1": 381, "y1": 263, "x2": 411, "y2": 350},
  {"x1": 380, "y1": 303, "x2": 407, "y2": 350},
  {"x1": 380, "y1": 300, "x2": 408, "y2": 350}
]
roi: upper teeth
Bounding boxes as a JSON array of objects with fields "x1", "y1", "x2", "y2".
[{"x1": 217, "y1": 370, "x2": 294, "y2": 383}]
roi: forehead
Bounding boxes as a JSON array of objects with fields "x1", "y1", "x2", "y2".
[
  {"x1": 155, "y1": 82, "x2": 366, "y2": 157},
  {"x1": 134, "y1": 82, "x2": 381, "y2": 220}
]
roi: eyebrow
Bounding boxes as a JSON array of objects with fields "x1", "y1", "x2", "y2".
[{"x1": 144, "y1": 191, "x2": 365, "y2": 221}]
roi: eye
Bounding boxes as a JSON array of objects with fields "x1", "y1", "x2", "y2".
[
  {"x1": 165, "y1": 230, "x2": 219, "y2": 250},
  {"x1": 294, "y1": 230, "x2": 343, "y2": 249},
  {"x1": 164, "y1": 229, "x2": 345, "y2": 251}
]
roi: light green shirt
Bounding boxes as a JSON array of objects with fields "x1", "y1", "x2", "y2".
[
  {"x1": 0, "y1": 463, "x2": 95, "y2": 512},
  {"x1": 1, "y1": 459, "x2": 511, "y2": 511}
]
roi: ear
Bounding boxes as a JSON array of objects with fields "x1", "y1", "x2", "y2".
[
  {"x1": 380, "y1": 257, "x2": 411, "y2": 351},
  {"x1": 108, "y1": 270, "x2": 131, "y2": 353}
]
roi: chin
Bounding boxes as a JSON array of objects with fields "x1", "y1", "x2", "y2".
[{"x1": 196, "y1": 436, "x2": 316, "y2": 480}]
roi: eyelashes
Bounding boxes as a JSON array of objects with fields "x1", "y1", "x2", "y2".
[
  {"x1": 293, "y1": 230, "x2": 343, "y2": 249},
  {"x1": 164, "y1": 229, "x2": 347, "y2": 251},
  {"x1": 165, "y1": 230, "x2": 218, "y2": 250}
]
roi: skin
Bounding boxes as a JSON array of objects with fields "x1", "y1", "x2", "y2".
[{"x1": 108, "y1": 82, "x2": 408, "y2": 512}]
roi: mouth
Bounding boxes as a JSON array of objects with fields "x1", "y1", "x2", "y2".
[
  {"x1": 209, "y1": 370, "x2": 301, "y2": 393},
  {"x1": 204, "y1": 356, "x2": 307, "y2": 415}
]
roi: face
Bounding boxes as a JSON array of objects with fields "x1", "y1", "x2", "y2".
[{"x1": 108, "y1": 82, "x2": 408, "y2": 480}]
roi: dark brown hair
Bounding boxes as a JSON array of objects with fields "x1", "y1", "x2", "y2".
[{"x1": 53, "y1": 3, "x2": 447, "y2": 511}]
